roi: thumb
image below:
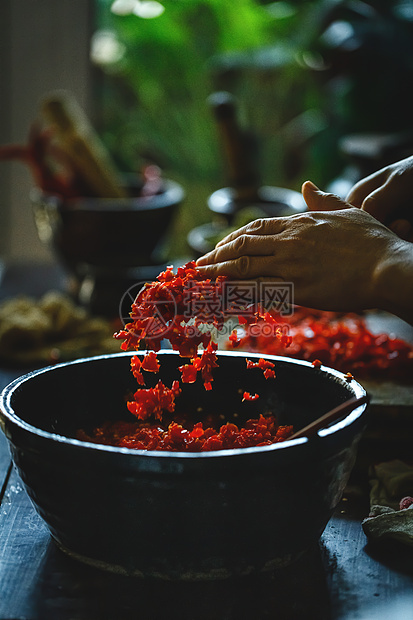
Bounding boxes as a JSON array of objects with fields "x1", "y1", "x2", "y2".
[{"x1": 301, "y1": 180, "x2": 351, "y2": 212}]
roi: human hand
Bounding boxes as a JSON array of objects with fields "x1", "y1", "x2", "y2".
[
  {"x1": 196, "y1": 184, "x2": 404, "y2": 313},
  {"x1": 347, "y1": 156, "x2": 413, "y2": 241}
]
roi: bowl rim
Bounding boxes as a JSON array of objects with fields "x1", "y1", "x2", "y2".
[
  {"x1": 0, "y1": 350, "x2": 367, "y2": 460},
  {"x1": 207, "y1": 186, "x2": 307, "y2": 215}
]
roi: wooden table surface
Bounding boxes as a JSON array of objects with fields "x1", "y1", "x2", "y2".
[{"x1": 0, "y1": 263, "x2": 412, "y2": 620}]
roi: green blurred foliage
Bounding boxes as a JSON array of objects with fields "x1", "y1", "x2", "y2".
[
  {"x1": 94, "y1": 0, "x2": 323, "y2": 187},
  {"x1": 93, "y1": 0, "x2": 413, "y2": 256}
]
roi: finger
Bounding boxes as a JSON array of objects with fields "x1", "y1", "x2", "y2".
[
  {"x1": 196, "y1": 255, "x2": 283, "y2": 280},
  {"x1": 360, "y1": 184, "x2": 392, "y2": 222},
  {"x1": 215, "y1": 216, "x2": 287, "y2": 249},
  {"x1": 302, "y1": 180, "x2": 350, "y2": 212},
  {"x1": 361, "y1": 180, "x2": 413, "y2": 225},
  {"x1": 214, "y1": 224, "x2": 253, "y2": 250},
  {"x1": 346, "y1": 168, "x2": 389, "y2": 207},
  {"x1": 197, "y1": 233, "x2": 277, "y2": 267}
]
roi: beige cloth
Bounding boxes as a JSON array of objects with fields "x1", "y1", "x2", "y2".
[{"x1": 362, "y1": 459, "x2": 413, "y2": 546}]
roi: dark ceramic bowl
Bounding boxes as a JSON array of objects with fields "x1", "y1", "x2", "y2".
[
  {"x1": 31, "y1": 178, "x2": 184, "y2": 315},
  {"x1": 0, "y1": 351, "x2": 367, "y2": 580},
  {"x1": 189, "y1": 186, "x2": 307, "y2": 257},
  {"x1": 32, "y1": 178, "x2": 184, "y2": 273},
  {"x1": 207, "y1": 185, "x2": 307, "y2": 223}
]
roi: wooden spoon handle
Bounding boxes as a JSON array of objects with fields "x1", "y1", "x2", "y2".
[{"x1": 289, "y1": 394, "x2": 369, "y2": 441}]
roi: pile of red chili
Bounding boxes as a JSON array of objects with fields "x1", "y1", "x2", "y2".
[
  {"x1": 78, "y1": 261, "x2": 293, "y2": 452},
  {"x1": 229, "y1": 307, "x2": 413, "y2": 381},
  {"x1": 77, "y1": 413, "x2": 293, "y2": 452}
]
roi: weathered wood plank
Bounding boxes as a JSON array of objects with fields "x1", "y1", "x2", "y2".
[
  {"x1": 0, "y1": 369, "x2": 25, "y2": 494},
  {"x1": 0, "y1": 469, "x2": 50, "y2": 619},
  {"x1": 321, "y1": 504, "x2": 413, "y2": 619},
  {"x1": 0, "y1": 433, "x2": 11, "y2": 500}
]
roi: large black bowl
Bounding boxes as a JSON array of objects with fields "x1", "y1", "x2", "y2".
[{"x1": 0, "y1": 351, "x2": 367, "y2": 580}]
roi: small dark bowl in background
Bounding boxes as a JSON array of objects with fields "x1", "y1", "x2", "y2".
[
  {"x1": 0, "y1": 351, "x2": 367, "y2": 580},
  {"x1": 208, "y1": 185, "x2": 307, "y2": 223},
  {"x1": 188, "y1": 185, "x2": 307, "y2": 257},
  {"x1": 31, "y1": 177, "x2": 184, "y2": 316}
]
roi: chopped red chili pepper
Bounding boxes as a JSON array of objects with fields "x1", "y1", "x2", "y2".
[
  {"x1": 81, "y1": 265, "x2": 413, "y2": 452},
  {"x1": 229, "y1": 329, "x2": 242, "y2": 347},
  {"x1": 242, "y1": 392, "x2": 260, "y2": 402},
  {"x1": 246, "y1": 358, "x2": 275, "y2": 370},
  {"x1": 130, "y1": 355, "x2": 145, "y2": 385},
  {"x1": 246, "y1": 357, "x2": 275, "y2": 380},
  {"x1": 178, "y1": 342, "x2": 219, "y2": 390},
  {"x1": 198, "y1": 341, "x2": 219, "y2": 388},
  {"x1": 141, "y1": 351, "x2": 160, "y2": 373},
  {"x1": 113, "y1": 262, "x2": 294, "y2": 424},
  {"x1": 78, "y1": 414, "x2": 293, "y2": 452},
  {"x1": 263, "y1": 368, "x2": 276, "y2": 380},
  {"x1": 82, "y1": 262, "x2": 299, "y2": 451},
  {"x1": 127, "y1": 380, "x2": 181, "y2": 421},
  {"x1": 231, "y1": 307, "x2": 413, "y2": 381},
  {"x1": 178, "y1": 362, "x2": 199, "y2": 384}
]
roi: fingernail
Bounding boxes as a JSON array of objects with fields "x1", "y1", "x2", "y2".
[
  {"x1": 196, "y1": 255, "x2": 210, "y2": 266},
  {"x1": 303, "y1": 180, "x2": 321, "y2": 192}
]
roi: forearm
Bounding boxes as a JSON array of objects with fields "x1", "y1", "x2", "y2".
[{"x1": 373, "y1": 241, "x2": 413, "y2": 325}]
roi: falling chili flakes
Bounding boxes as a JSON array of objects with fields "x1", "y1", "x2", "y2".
[
  {"x1": 113, "y1": 261, "x2": 294, "y2": 423},
  {"x1": 179, "y1": 342, "x2": 219, "y2": 390},
  {"x1": 246, "y1": 357, "x2": 276, "y2": 380},
  {"x1": 130, "y1": 355, "x2": 145, "y2": 385},
  {"x1": 141, "y1": 351, "x2": 160, "y2": 373},
  {"x1": 83, "y1": 261, "x2": 299, "y2": 450},
  {"x1": 114, "y1": 261, "x2": 227, "y2": 356},
  {"x1": 127, "y1": 380, "x2": 181, "y2": 421},
  {"x1": 228, "y1": 329, "x2": 242, "y2": 347},
  {"x1": 263, "y1": 368, "x2": 276, "y2": 380},
  {"x1": 130, "y1": 352, "x2": 160, "y2": 386},
  {"x1": 242, "y1": 392, "x2": 260, "y2": 402}
]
